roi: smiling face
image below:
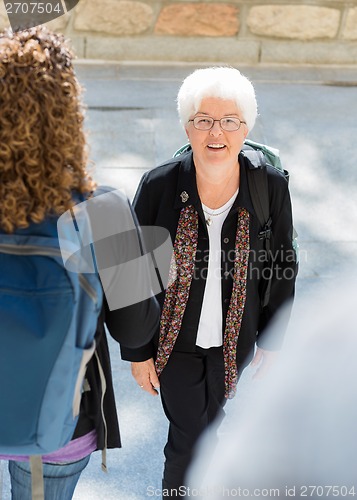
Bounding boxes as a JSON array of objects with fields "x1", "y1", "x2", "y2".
[{"x1": 185, "y1": 97, "x2": 248, "y2": 175}]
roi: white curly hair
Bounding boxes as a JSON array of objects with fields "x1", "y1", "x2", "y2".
[{"x1": 177, "y1": 66, "x2": 258, "y2": 132}]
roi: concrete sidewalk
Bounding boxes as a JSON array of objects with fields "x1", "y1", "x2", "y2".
[{"x1": 1, "y1": 63, "x2": 357, "y2": 500}]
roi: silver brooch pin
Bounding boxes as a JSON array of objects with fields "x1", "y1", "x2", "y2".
[{"x1": 180, "y1": 191, "x2": 189, "y2": 203}]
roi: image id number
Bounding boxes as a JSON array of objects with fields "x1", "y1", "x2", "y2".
[
  {"x1": 5, "y1": 2, "x2": 62, "y2": 14},
  {"x1": 286, "y1": 485, "x2": 357, "y2": 497}
]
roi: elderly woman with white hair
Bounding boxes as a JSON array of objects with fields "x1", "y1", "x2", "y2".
[{"x1": 121, "y1": 66, "x2": 297, "y2": 497}]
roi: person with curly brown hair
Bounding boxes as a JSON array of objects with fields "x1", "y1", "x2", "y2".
[
  {"x1": 0, "y1": 26, "x2": 159, "y2": 500},
  {"x1": 0, "y1": 27, "x2": 93, "y2": 234}
]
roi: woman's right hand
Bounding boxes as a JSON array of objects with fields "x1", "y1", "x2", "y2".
[{"x1": 131, "y1": 358, "x2": 160, "y2": 396}]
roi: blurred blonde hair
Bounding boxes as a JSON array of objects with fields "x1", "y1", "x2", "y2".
[{"x1": 0, "y1": 26, "x2": 95, "y2": 233}]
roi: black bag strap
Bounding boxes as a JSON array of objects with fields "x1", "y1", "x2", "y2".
[
  {"x1": 244, "y1": 150, "x2": 269, "y2": 229},
  {"x1": 243, "y1": 150, "x2": 273, "y2": 308}
]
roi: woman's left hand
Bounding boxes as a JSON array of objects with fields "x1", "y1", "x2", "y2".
[
  {"x1": 131, "y1": 358, "x2": 160, "y2": 396},
  {"x1": 250, "y1": 347, "x2": 278, "y2": 380}
]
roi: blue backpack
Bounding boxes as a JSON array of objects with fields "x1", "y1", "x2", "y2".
[{"x1": 0, "y1": 209, "x2": 103, "y2": 458}]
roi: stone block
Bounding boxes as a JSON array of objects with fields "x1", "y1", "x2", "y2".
[
  {"x1": 248, "y1": 5, "x2": 340, "y2": 40},
  {"x1": 66, "y1": 35, "x2": 86, "y2": 58},
  {"x1": 74, "y1": 0, "x2": 154, "y2": 35},
  {"x1": 85, "y1": 35, "x2": 259, "y2": 63},
  {"x1": 261, "y1": 41, "x2": 357, "y2": 65},
  {"x1": 45, "y1": 13, "x2": 71, "y2": 32},
  {"x1": 343, "y1": 7, "x2": 357, "y2": 40},
  {"x1": 154, "y1": 3, "x2": 239, "y2": 37}
]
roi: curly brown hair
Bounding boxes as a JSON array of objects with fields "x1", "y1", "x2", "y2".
[{"x1": 0, "y1": 26, "x2": 95, "y2": 233}]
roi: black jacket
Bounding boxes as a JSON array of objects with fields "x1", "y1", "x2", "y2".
[{"x1": 121, "y1": 151, "x2": 297, "y2": 373}]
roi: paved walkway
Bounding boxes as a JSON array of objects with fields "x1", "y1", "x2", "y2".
[{"x1": 1, "y1": 63, "x2": 357, "y2": 500}]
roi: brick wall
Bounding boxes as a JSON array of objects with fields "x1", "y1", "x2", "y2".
[{"x1": 1, "y1": 1, "x2": 356, "y2": 64}]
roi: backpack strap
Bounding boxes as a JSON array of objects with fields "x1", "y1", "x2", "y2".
[
  {"x1": 243, "y1": 150, "x2": 270, "y2": 230},
  {"x1": 243, "y1": 150, "x2": 273, "y2": 308},
  {"x1": 29, "y1": 456, "x2": 44, "y2": 500},
  {"x1": 94, "y1": 350, "x2": 108, "y2": 473}
]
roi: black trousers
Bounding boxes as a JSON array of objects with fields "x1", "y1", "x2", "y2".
[{"x1": 159, "y1": 346, "x2": 226, "y2": 497}]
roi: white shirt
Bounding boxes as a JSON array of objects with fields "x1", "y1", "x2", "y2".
[{"x1": 196, "y1": 189, "x2": 239, "y2": 349}]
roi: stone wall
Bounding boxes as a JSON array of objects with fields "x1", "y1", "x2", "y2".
[{"x1": 1, "y1": 1, "x2": 356, "y2": 64}]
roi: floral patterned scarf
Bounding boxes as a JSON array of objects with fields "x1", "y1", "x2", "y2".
[{"x1": 155, "y1": 204, "x2": 250, "y2": 399}]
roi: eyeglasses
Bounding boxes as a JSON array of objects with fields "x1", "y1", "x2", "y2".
[{"x1": 188, "y1": 116, "x2": 246, "y2": 132}]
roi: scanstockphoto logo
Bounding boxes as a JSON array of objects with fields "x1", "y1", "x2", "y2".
[
  {"x1": 3, "y1": 0, "x2": 80, "y2": 30},
  {"x1": 57, "y1": 190, "x2": 175, "y2": 311}
]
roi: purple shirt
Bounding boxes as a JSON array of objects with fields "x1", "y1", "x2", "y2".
[{"x1": 0, "y1": 430, "x2": 97, "y2": 463}]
